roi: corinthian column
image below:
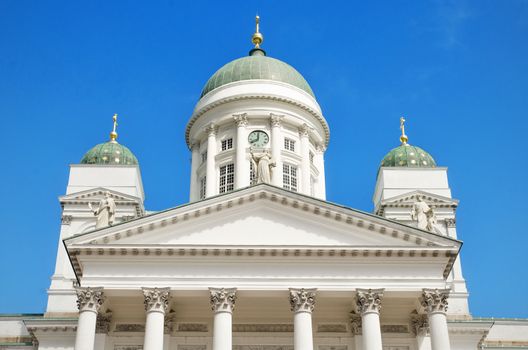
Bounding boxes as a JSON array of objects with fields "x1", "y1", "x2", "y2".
[
  {"x1": 205, "y1": 124, "x2": 218, "y2": 197},
  {"x1": 298, "y1": 124, "x2": 311, "y2": 195},
  {"x1": 420, "y1": 289, "x2": 451, "y2": 350},
  {"x1": 189, "y1": 142, "x2": 200, "y2": 202},
  {"x1": 210, "y1": 287, "x2": 237, "y2": 350},
  {"x1": 74, "y1": 287, "x2": 105, "y2": 350},
  {"x1": 233, "y1": 114, "x2": 249, "y2": 189},
  {"x1": 356, "y1": 288, "x2": 384, "y2": 350},
  {"x1": 270, "y1": 114, "x2": 284, "y2": 187},
  {"x1": 142, "y1": 287, "x2": 171, "y2": 350},
  {"x1": 289, "y1": 288, "x2": 317, "y2": 350}
]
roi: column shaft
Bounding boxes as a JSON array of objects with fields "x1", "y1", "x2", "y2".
[
  {"x1": 356, "y1": 288, "x2": 384, "y2": 350},
  {"x1": 189, "y1": 143, "x2": 200, "y2": 201},
  {"x1": 270, "y1": 114, "x2": 283, "y2": 187},
  {"x1": 299, "y1": 124, "x2": 311, "y2": 195},
  {"x1": 75, "y1": 310, "x2": 97, "y2": 350},
  {"x1": 205, "y1": 125, "x2": 217, "y2": 197},
  {"x1": 234, "y1": 114, "x2": 249, "y2": 189},
  {"x1": 314, "y1": 145, "x2": 326, "y2": 200},
  {"x1": 144, "y1": 311, "x2": 165, "y2": 350},
  {"x1": 429, "y1": 312, "x2": 450, "y2": 350}
]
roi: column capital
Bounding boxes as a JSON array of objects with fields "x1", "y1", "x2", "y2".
[
  {"x1": 142, "y1": 287, "x2": 171, "y2": 314},
  {"x1": 75, "y1": 287, "x2": 105, "y2": 313},
  {"x1": 209, "y1": 287, "x2": 237, "y2": 313},
  {"x1": 410, "y1": 310, "x2": 429, "y2": 336},
  {"x1": 349, "y1": 311, "x2": 362, "y2": 335},
  {"x1": 204, "y1": 123, "x2": 218, "y2": 137},
  {"x1": 233, "y1": 113, "x2": 249, "y2": 127},
  {"x1": 298, "y1": 123, "x2": 313, "y2": 137},
  {"x1": 164, "y1": 309, "x2": 176, "y2": 334},
  {"x1": 289, "y1": 288, "x2": 317, "y2": 313},
  {"x1": 315, "y1": 143, "x2": 326, "y2": 153},
  {"x1": 355, "y1": 288, "x2": 384, "y2": 315},
  {"x1": 420, "y1": 288, "x2": 450, "y2": 314},
  {"x1": 270, "y1": 113, "x2": 284, "y2": 127}
]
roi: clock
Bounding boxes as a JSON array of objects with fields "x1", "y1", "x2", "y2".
[{"x1": 248, "y1": 130, "x2": 269, "y2": 147}]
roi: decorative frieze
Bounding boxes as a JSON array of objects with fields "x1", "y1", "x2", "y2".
[
  {"x1": 178, "y1": 346, "x2": 207, "y2": 350},
  {"x1": 289, "y1": 288, "x2": 316, "y2": 313},
  {"x1": 318, "y1": 347, "x2": 347, "y2": 350},
  {"x1": 96, "y1": 310, "x2": 113, "y2": 333},
  {"x1": 233, "y1": 346, "x2": 293, "y2": 350},
  {"x1": 317, "y1": 324, "x2": 347, "y2": 333},
  {"x1": 209, "y1": 287, "x2": 237, "y2": 313},
  {"x1": 355, "y1": 288, "x2": 384, "y2": 315},
  {"x1": 445, "y1": 218, "x2": 456, "y2": 228},
  {"x1": 233, "y1": 113, "x2": 249, "y2": 127},
  {"x1": 142, "y1": 287, "x2": 170, "y2": 314},
  {"x1": 381, "y1": 325, "x2": 409, "y2": 333},
  {"x1": 420, "y1": 288, "x2": 450, "y2": 314},
  {"x1": 114, "y1": 346, "x2": 143, "y2": 350},
  {"x1": 75, "y1": 287, "x2": 105, "y2": 313},
  {"x1": 177, "y1": 323, "x2": 208, "y2": 332},
  {"x1": 233, "y1": 324, "x2": 293, "y2": 332},
  {"x1": 114, "y1": 324, "x2": 145, "y2": 332}
]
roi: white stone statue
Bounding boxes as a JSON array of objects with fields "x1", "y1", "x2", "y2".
[
  {"x1": 411, "y1": 197, "x2": 440, "y2": 233},
  {"x1": 88, "y1": 191, "x2": 116, "y2": 229},
  {"x1": 250, "y1": 149, "x2": 275, "y2": 184}
]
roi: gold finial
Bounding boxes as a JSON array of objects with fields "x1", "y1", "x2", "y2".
[
  {"x1": 252, "y1": 15, "x2": 264, "y2": 48},
  {"x1": 400, "y1": 116, "x2": 408, "y2": 144},
  {"x1": 110, "y1": 113, "x2": 118, "y2": 142}
]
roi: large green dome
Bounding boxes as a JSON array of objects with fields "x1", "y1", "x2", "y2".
[
  {"x1": 200, "y1": 50, "x2": 315, "y2": 98},
  {"x1": 80, "y1": 141, "x2": 138, "y2": 165},
  {"x1": 380, "y1": 144, "x2": 436, "y2": 168}
]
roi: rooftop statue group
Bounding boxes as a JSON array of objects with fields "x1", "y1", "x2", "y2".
[
  {"x1": 88, "y1": 191, "x2": 116, "y2": 229},
  {"x1": 411, "y1": 197, "x2": 441, "y2": 233}
]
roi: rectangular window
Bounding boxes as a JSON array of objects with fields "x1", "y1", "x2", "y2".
[
  {"x1": 249, "y1": 161, "x2": 256, "y2": 185},
  {"x1": 219, "y1": 163, "x2": 235, "y2": 193},
  {"x1": 221, "y1": 138, "x2": 233, "y2": 151},
  {"x1": 199, "y1": 176, "x2": 207, "y2": 199},
  {"x1": 283, "y1": 163, "x2": 298, "y2": 192},
  {"x1": 309, "y1": 151, "x2": 314, "y2": 164},
  {"x1": 201, "y1": 151, "x2": 207, "y2": 164},
  {"x1": 284, "y1": 138, "x2": 295, "y2": 152}
]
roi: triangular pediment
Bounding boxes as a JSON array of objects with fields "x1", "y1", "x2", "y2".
[
  {"x1": 65, "y1": 185, "x2": 459, "y2": 249},
  {"x1": 60, "y1": 187, "x2": 141, "y2": 204},
  {"x1": 377, "y1": 190, "x2": 458, "y2": 216}
]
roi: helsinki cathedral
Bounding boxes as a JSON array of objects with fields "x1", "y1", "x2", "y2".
[{"x1": 0, "y1": 16, "x2": 526, "y2": 350}]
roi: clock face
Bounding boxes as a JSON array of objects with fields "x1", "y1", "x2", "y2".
[{"x1": 248, "y1": 130, "x2": 269, "y2": 147}]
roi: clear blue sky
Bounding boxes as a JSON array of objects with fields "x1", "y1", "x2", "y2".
[{"x1": 0, "y1": 1, "x2": 526, "y2": 318}]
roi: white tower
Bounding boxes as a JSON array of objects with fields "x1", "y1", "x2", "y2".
[
  {"x1": 46, "y1": 115, "x2": 145, "y2": 315},
  {"x1": 373, "y1": 118, "x2": 470, "y2": 316},
  {"x1": 186, "y1": 16, "x2": 329, "y2": 201}
]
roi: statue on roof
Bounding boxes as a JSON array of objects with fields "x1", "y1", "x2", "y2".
[
  {"x1": 88, "y1": 191, "x2": 116, "y2": 229},
  {"x1": 411, "y1": 197, "x2": 440, "y2": 233},
  {"x1": 250, "y1": 149, "x2": 275, "y2": 185}
]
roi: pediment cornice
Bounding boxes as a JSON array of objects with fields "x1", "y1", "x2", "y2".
[
  {"x1": 377, "y1": 190, "x2": 459, "y2": 216},
  {"x1": 60, "y1": 187, "x2": 144, "y2": 217}
]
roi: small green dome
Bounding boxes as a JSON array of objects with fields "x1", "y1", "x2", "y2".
[
  {"x1": 200, "y1": 50, "x2": 315, "y2": 98},
  {"x1": 80, "y1": 141, "x2": 138, "y2": 165},
  {"x1": 380, "y1": 144, "x2": 436, "y2": 168}
]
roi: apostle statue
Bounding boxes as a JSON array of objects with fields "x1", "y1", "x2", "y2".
[
  {"x1": 88, "y1": 191, "x2": 116, "y2": 229},
  {"x1": 411, "y1": 197, "x2": 440, "y2": 233},
  {"x1": 250, "y1": 149, "x2": 275, "y2": 184}
]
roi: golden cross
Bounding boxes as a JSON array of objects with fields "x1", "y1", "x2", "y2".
[
  {"x1": 400, "y1": 116, "x2": 408, "y2": 144},
  {"x1": 110, "y1": 113, "x2": 118, "y2": 142}
]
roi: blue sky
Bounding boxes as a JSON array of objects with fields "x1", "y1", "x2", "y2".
[{"x1": 0, "y1": 0, "x2": 527, "y2": 317}]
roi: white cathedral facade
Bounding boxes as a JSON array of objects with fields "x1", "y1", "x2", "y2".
[{"x1": 1, "y1": 17, "x2": 526, "y2": 350}]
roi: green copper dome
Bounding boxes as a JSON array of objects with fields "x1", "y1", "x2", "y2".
[
  {"x1": 200, "y1": 50, "x2": 315, "y2": 98},
  {"x1": 380, "y1": 144, "x2": 436, "y2": 168},
  {"x1": 80, "y1": 141, "x2": 138, "y2": 165}
]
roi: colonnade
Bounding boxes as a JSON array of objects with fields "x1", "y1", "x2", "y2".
[{"x1": 73, "y1": 287, "x2": 452, "y2": 350}]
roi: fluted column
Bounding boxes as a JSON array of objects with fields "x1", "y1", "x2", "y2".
[
  {"x1": 314, "y1": 144, "x2": 326, "y2": 200},
  {"x1": 210, "y1": 287, "x2": 237, "y2": 350},
  {"x1": 420, "y1": 289, "x2": 451, "y2": 350},
  {"x1": 205, "y1": 124, "x2": 218, "y2": 197},
  {"x1": 298, "y1": 124, "x2": 311, "y2": 195},
  {"x1": 270, "y1": 114, "x2": 284, "y2": 187},
  {"x1": 74, "y1": 287, "x2": 105, "y2": 350},
  {"x1": 142, "y1": 287, "x2": 171, "y2": 350},
  {"x1": 189, "y1": 142, "x2": 200, "y2": 201},
  {"x1": 356, "y1": 288, "x2": 384, "y2": 350},
  {"x1": 234, "y1": 114, "x2": 249, "y2": 189},
  {"x1": 289, "y1": 288, "x2": 316, "y2": 350}
]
